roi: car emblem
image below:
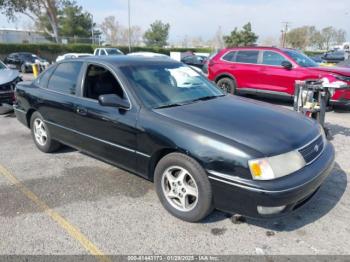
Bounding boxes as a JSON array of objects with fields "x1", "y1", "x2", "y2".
[{"x1": 314, "y1": 144, "x2": 319, "y2": 152}]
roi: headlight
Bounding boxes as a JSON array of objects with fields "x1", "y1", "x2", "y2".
[{"x1": 249, "y1": 150, "x2": 306, "y2": 180}]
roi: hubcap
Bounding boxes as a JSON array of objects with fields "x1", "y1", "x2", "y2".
[
  {"x1": 161, "y1": 166, "x2": 199, "y2": 212},
  {"x1": 219, "y1": 82, "x2": 231, "y2": 93},
  {"x1": 33, "y1": 119, "x2": 48, "y2": 146}
]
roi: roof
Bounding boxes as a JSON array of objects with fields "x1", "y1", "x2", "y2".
[
  {"x1": 73, "y1": 55, "x2": 181, "y2": 67},
  {"x1": 222, "y1": 46, "x2": 292, "y2": 52}
]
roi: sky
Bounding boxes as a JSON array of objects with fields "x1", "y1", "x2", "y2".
[{"x1": 0, "y1": 0, "x2": 349, "y2": 43}]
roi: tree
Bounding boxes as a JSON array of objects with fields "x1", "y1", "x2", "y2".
[
  {"x1": 223, "y1": 22, "x2": 258, "y2": 47},
  {"x1": 0, "y1": 0, "x2": 62, "y2": 42},
  {"x1": 285, "y1": 25, "x2": 347, "y2": 50},
  {"x1": 59, "y1": 0, "x2": 93, "y2": 38},
  {"x1": 143, "y1": 20, "x2": 170, "y2": 47},
  {"x1": 100, "y1": 16, "x2": 122, "y2": 45},
  {"x1": 211, "y1": 26, "x2": 224, "y2": 49},
  {"x1": 321, "y1": 27, "x2": 346, "y2": 50},
  {"x1": 285, "y1": 26, "x2": 316, "y2": 49}
]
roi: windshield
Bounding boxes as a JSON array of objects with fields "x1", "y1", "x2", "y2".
[
  {"x1": 106, "y1": 49, "x2": 123, "y2": 55},
  {"x1": 284, "y1": 50, "x2": 318, "y2": 68},
  {"x1": 120, "y1": 64, "x2": 224, "y2": 109},
  {"x1": 0, "y1": 61, "x2": 6, "y2": 70}
]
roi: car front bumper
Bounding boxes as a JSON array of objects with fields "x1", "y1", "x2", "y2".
[
  {"x1": 0, "y1": 90, "x2": 14, "y2": 106},
  {"x1": 208, "y1": 142, "x2": 335, "y2": 218}
]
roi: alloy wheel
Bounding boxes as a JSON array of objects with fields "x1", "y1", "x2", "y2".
[
  {"x1": 33, "y1": 118, "x2": 48, "y2": 146},
  {"x1": 161, "y1": 166, "x2": 199, "y2": 212}
]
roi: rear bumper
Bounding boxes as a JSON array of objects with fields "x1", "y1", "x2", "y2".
[{"x1": 209, "y1": 142, "x2": 335, "y2": 218}]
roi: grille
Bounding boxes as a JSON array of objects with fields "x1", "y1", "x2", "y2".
[{"x1": 299, "y1": 135, "x2": 324, "y2": 164}]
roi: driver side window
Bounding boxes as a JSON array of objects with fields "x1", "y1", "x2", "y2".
[
  {"x1": 262, "y1": 51, "x2": 286, "y2": 66},
  {"x1": 83, "y1": 64, "x2": 124, "y2": 100}
]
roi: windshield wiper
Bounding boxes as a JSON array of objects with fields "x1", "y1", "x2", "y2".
[
  {"x1": 154, "y1": 103, "x2": 184, "y2": 109},
  {"x1": 187, "y1": 95, "x2": 224, "y2": 104}
]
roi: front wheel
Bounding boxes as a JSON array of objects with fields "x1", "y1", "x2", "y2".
[
  {"x1": 154, "y1": 153, "x2": 213, "y2": 222},
  {"x1": 30, "y1": 112, "x2": 61, "y2": 153},
  {"x1": 217, "y1": 77, "x2": 236, "y2": 94}
]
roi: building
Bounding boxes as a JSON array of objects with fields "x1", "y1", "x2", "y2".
[{"x1": 0, "y1": 28, "x2": 51, "y2": 44}]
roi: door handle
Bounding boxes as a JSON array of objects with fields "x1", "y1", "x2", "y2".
[{"x1": 76, "y1": 107, "x2": 88, "y2": 115}]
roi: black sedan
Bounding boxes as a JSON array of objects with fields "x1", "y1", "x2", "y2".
[
  {"x1": 14, "y1": 56, "x2": 335, "y2": 222},
  {"x1": 181, "y1": 55, "x2": 208, "y2": 69},
  {"x1": 4, "y1": 52, "x2": 49, "y2": 73}
]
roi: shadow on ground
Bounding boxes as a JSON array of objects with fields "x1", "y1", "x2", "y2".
[{"x1": 326, "y1": 123, "x2": 350, "y2": 139}]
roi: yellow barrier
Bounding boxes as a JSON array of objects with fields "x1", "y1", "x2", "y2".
[{"x1": 31, "y1": 64, "x2": 39, "y2": 78}]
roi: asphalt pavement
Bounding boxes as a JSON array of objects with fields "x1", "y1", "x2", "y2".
[{"x1": 0, "y1": 74, "x2": 349, "y2": 257}]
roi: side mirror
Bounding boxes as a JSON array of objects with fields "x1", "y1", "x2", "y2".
[
  {"x1": 281, "y1": 61, "x2": 293, "y2": 70},
  {"x1": 98, "y1": 94, "x2": 130, "y2": 109}
]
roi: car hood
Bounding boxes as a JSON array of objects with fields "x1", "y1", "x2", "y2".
[
  {"x1": 155, "y1": 95, "x2": 320, "y2": 157},
  {"x1": 0, "y1": 69, "x2": 19, "y2": 85},
  {"x1": 309, "y1": 66, "x2": 350, "y2": 77}
]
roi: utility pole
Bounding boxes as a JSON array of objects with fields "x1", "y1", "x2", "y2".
[
  {"x1": 89, "y1": 14, "x2": 94, "y2": 45},
  {"x1": 128, "y1": 0, "x2": 132, "y2": 53},
  {"x1": 281, "y1": 22, "x2": 291, "y2": 48}
]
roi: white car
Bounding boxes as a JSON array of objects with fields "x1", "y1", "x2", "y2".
[
  {"x1": 56, "y1": 53, "x2": 93, "y2": 62},
  {"x1": 127, "y1": 52, "x2": 169, "y2": 59},
  {"x1": 94, "y1": 48, "x2": 124, "y2": 56}
]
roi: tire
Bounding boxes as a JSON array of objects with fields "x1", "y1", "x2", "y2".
[
  {"x1": 217, "y1": 77, "x2": 237, "y2": 94},
  {"x1": 154, "y1": 153, "x2": 213, "y2": 222},
  {"x1": 30, "y1": 111, "x2": 61, "y2": 153},
  {"x1": 21, "y1": 64, "x2": 27, "y2": 74}
]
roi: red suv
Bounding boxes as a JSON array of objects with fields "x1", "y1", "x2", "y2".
[{"x1": 208, "y1": 47, "x2": 350, "y2": 106}]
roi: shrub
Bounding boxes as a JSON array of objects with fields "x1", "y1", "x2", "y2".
[{"x1": 0, "y1": 43, "x2": 213, "y2": 62}]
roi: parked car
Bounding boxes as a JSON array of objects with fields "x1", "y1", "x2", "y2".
[
  {"x1": 94, "y1": 48, "x2": 124, "y2": 56},
  {"x1": 321, "y1": 50, "x2": 347, "y2": 63},
  {"x1": 208, "y1": 47, "x2": 350, "y2": 106},
  {"x1": 181, "y1": 55, "x2": 208, "y2": 69},
  {"x1": 337, "y1": 59, "x2": 350, "y2": 68},
  {"x1": 4, "y1": 52, "x2": 49, "y2": 73},
  {"x1": 0, "y1": 60, "x2": 22, "y2": 114},
  {"x1": 309, "y1": 54, "x2": 326, "y2": 64},
  {"x1": 14, "y1": 56, "x2": 334, "y2": 222},
  {"x1": 56, "y1": 53, "x2": 92, "y2": 62}
]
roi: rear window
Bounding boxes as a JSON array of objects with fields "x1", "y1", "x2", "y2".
[
  {"x1": 48, "y1": 62, "x2": 83, "y2": 95},
  {"x1": 222, "y1": 51, "x2": 236, "y2": 62},
  {"x1": 235, "y1": 51, "x2": 259, "y2": 64}
]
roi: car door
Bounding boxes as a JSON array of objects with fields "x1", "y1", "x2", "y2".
[
  {"x1": 230, "y1": 50, "x2": 261, "y2": 89},
  {"x1": 258, "y1": 50, "x2": 297, "y2": 95},
  {"x1": 37, "y1": 61, "x2": 85, "y2": 146},
  {"x1": 73, "y1": 62, "x2": 138, "y2": 172}
]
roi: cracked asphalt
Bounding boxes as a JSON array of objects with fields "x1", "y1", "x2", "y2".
[{"x1": 0, "y1": 76, "x2": 349, "y2": 256}]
